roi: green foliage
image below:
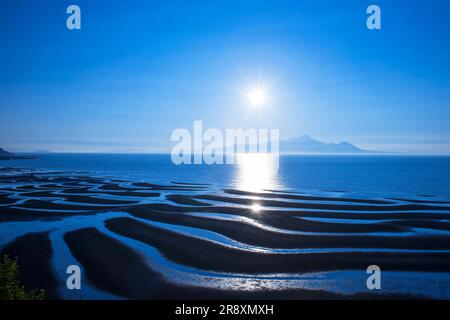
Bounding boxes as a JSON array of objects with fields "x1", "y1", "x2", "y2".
[{"x1": 0, "y1": 255, "x2": 45, "y2": 300}]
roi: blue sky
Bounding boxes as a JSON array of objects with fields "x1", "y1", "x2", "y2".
[{"x1": 0, "y1": 0, "x2": 449, "y2": 153}]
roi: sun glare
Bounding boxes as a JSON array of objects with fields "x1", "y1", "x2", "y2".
[
  {"x1": 250, "y1": 203, "x2": 262, "y2": 213},
  {"x1": 246, "y1": 86, "x2": 268, "y2": 108}
]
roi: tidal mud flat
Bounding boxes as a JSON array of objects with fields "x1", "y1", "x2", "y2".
[{"x1": 1, "y1": 167, "x2": 450, "y2": 299}]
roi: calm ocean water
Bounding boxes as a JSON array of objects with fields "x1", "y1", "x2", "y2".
[{"x1": 3, "y1": 153, "x2": 450, "y2": 199}]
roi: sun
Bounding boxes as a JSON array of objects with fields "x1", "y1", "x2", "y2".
[{"x1": 246, "y1": 86, "x2": 268, "y2": 108}]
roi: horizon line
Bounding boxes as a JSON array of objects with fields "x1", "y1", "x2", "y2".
[{"x1": 8, "y1": 151, "x2": 450, "y2": 157}]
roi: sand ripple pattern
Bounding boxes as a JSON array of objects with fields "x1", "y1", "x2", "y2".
[{"x1": 1, "y1": 168, "x2": 450, "y2": 299}]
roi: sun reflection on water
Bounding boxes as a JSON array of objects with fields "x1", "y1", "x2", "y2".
[
  {"x1": 235, "y1": 153, "x2": 281, "y2": 193},
  {"x1": 250, "y1": 203, "x2": 262, "y2": 213}
]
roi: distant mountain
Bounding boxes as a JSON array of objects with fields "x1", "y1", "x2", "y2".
[
  {"x1": 0, "y1": 147, "x2": 36, "y2": 160},
  {"x1": 0, "y1": 147, "x2": 12, "y2": 156},
  {"x1": 224, "y1": 134, "x2": 374, "y2": 154},
  {"x1": 280, "y1": 135, "x2": 370, "y2": 154}
]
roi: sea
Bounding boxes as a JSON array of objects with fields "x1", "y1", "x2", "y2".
[
  {"x1": 1, "y1": 153, "x2": 450, "y2": 299},
  {"x1": 2, "y1": 153, "x2": 450, "y2": 199}
]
